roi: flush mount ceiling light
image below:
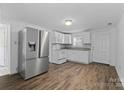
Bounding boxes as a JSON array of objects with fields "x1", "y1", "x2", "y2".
[{"x1": 64, "y1": 20, "x2": 72, "y2": 26}]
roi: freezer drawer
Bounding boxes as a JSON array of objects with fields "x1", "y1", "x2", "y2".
[{"x1": 24, "y1": 57, "x2": 49, "y2": 80}]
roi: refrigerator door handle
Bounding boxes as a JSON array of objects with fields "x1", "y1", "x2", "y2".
[
  {"x1": 38, "y1": 31, "x2": 41, "y2": 58},
  {"x1": 39, "y1": 30, "x2": 49, "y2": 58}
]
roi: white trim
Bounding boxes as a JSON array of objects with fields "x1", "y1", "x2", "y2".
[{"x1": 7, "y1": 25, "x2": 11, "y2": 74}]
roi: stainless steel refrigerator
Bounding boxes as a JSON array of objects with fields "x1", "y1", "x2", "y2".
[{"x1": 18, "y1": 27, "x2": 49, "y2": 80}]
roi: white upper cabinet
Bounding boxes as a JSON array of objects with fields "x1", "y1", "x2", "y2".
[
  {"x1": 64, "y1": 34, "x2": 72, "y2": 44},
  {"x1": 55, "y1": 32, "x2": 63, "y2": 43},
  {"x1": 52, "y1": 31, "x2": 72, "y2": 44},
  {"x1": 72, "y1": 32, "x2": 91, "y2": 47},
  {"x1": 83, "y1": 32, "x2": 91, "y2": 43}
]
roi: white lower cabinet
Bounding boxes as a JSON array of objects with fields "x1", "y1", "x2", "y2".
[
  {"x1": 51, "y1": 49, "x2": 67, "y2": 64},
  {"x1": 57, "y1": 49, "x2": 67, "y2": 64},
  {"x1": 67, "y1": 50, "x2": 89, "y2": 64},
  {"x1": 57, "y1": 58, "x2": 66, "y2": 64},
  {"x1": 51, "y1": 49, "x2": 90, "y2": 64}
]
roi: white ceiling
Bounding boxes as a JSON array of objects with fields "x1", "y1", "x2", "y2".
[{"x1": 0, "y1": 3, "x2": 124, "y2": 32}]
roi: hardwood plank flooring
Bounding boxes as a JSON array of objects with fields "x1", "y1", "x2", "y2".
[{"x1": 0, "y1": 62, "x2": 123, "y2": 90}]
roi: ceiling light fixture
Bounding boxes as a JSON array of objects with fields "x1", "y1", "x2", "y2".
[{"x1": 64, "y1": 20, "x2": 72, "y2": 26}]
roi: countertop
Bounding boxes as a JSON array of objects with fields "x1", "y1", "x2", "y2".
[{"x1": 61, "y1": 48, "x2": 91, "y2": 51}]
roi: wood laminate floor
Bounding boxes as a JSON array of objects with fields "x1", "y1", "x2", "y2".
[{"x1": 0, "y1": 62, "x2": 123, "y2": 90}]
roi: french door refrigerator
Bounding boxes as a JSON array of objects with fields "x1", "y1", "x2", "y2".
[{"x1": 18, "y1": 27, "x2": 49, "y2": 80}]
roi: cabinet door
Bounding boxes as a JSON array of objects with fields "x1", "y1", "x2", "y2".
[
  {"x1": 58, "y1": 50, "x2": 66, "y2": 59},
  {"x1": 55, "y1": 32, "x2": 60, "y2": 43},
  {"x1": 55, "y1": 32, "x2": 64, "y2": 43},
  {"x1": 61, "y1": 34, "x2": 65, "y2": 43},
  {"x1": 67, "y1": 50, "x2": 75, "y2": 60},
  {"x1": 68, "y1": 34, "x2": 72, "y2": 44},
  {"x1": 83, "y1": 32, "x2": 90, "y2": 43},
  {"x1": 67, "y1": 50, "x2": 89, "y2": 64},
  {"x1": 63, "y1": 34, "x2": 72, "y2": 44},
  {"x1": 63, "y1": 34, "x2": 68, "y2": 44},
  {"x1": 54, "y1": 32, "x2": 60, "y2": 43},
  {"x1": 53, "y1": 32, "x2": 72, "y2": 44}
]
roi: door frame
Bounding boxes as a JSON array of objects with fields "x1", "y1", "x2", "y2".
[
  {"x1": 7, "y1": 24, "x2": 11, "y2": 74},
  {"x1": 0, "y1": 24, "x2": 11, "y2": 74},
  {"x1": 91, "y1": 31, "x2": 110, "y2": 64}
]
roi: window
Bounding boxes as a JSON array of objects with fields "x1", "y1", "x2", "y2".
[{"x1": 72, "y1": 36, "x2": 83, "y2": 47}]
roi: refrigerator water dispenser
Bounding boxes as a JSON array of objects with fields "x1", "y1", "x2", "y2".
[{"x1": 28, "y1": 42, "x2": 36, "y2": 51}]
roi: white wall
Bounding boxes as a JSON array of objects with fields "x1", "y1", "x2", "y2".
[
  {"x1": 110, "y1": 27, "x2": 118, "y2": 66},
  {"x1": 91, "y1": 27, "x2": 117, "y2": 66},
  {"x1": 116, "y1": 12, "x2": 124, "y2": 87}
]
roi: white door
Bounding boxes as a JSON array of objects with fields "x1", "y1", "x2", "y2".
[
  {"x1": 0, "y1": 24, "x2": 8, "y2": 66},
  {"x1": 92, "y1": 31, "x2": 110, "y2": 64},
  {"x1": 0, "y1": 24, "x2": 10, "y2": 76}
]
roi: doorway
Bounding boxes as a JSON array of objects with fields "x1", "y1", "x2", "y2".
[
  {"x1": 0, "y1": 24, "x2": 10, "y2": 76},
  {"x1": 92, "y1": 31, "x2": 110, "y2": 64}
]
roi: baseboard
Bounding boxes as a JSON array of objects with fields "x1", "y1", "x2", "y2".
[
  {"x1": 115, "y1": 66, "x2": 124, "y2": 88},
  {"x1": 0, "y1": 67, "x2": 10, "y2": 77}
]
